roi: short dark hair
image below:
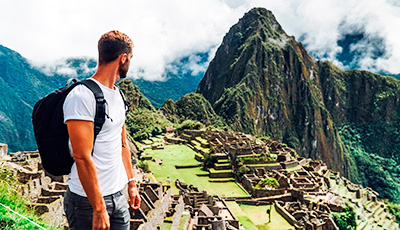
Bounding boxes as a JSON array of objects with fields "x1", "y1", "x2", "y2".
[{"x1": 98, "y1": 30, "x2": 134, "y2": 64}]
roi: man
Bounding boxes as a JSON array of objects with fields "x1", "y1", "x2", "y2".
[{"x1": 63, "y1": 30, "x2": 141, "y2": 230}]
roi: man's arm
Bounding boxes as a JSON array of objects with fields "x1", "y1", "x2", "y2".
[
  {"x1": 121, "y1": 123, "x2": 141, "y2": 209},
  {"x1": 67, "y1": 120, "x2": 110, "y2": 229}
]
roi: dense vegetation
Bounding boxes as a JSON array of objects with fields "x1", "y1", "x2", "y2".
[
  {"x1": 332, "y1": 205, "x2": 357, "y2": 230},
  {"x1": 0, "y1": 166, "x2": 60, "y2": 229},
  {"x1": 387, "y1": 202, "x2": 400, "y2": 224},
  {"x1": 339, "y1": 125, "x2": 400, "y2": 203}
]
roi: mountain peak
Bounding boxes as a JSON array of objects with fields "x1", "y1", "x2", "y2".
[{"x1": 197, "y1": 8, "x2": 299, "y2": 104}]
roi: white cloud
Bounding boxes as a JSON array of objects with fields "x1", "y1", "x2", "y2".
[
  {"x1": 0, "y1": 0, "x2": 399, "y2": 81},
  {"x1": 0, "y1": 0, "x2": 247, "y2": 81},
  {"x1": 251, "y1": 0, "x2": 400, "y2": 75}
]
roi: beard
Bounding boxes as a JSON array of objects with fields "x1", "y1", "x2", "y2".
[{"x1": 118, "y1": 62, "x2": 129, "y2": 79}]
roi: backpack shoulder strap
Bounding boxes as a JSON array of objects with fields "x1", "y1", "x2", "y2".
[
  {"x1": 118, "y1": 88, "x2": 129, "y2": 115},
  {"x1": 78, "y1": 79, "x2": 106, "y2": 138}
]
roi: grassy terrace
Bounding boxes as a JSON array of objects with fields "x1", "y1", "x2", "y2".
[
  {"x1": 190, "y1": 140, "x2": 211, "y2": 154},
  {"x1": 226, "y1": 201, "x2": 294, "y2": 230},
  {"x1": 143, "y1": 145, "x2": 249, "y2": 197},
  {"x1": 209, "y1": 168, "x2": 233, "y2": 174},
  {"x1": 247, "y1": 163, "x2": 281, "y2": 167},
  {"x1": 150, "y1": 135, "x2": 164, "y2": 143},
  {"x1": 195, "y1": 136, "x2": 208, "y2": 145},
  {"x1": 161, "y1": 222, "x2": 172, "y2": 230},
  {"x1": 237, "y1": 154, "x2": 262, "y2": 158},
  {"x1": 214, "y1": 163, "x2": 231, "y2": 167},
  {"x1": 218, "y1": 159, "x2": 230, "y2": 163},
  {"x1": 286, "y1": 165, "x2": 301, "y2": 171},
  {"x1": 141, "y1": 139, "x2": 153, "y2": 145}
]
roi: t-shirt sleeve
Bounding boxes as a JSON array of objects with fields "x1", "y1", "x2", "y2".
[{"x1": 63, "y1": 85, "x2": 95, "y2": 123}]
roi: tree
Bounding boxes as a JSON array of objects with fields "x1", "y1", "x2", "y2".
[
  {"x1": 332, "y1": 205, "x2": 356, "y2": 230},
  {"x1": 256, "y1": 177, "x2": 279, "y2": 189}
]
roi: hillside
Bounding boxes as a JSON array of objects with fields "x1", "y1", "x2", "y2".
[
  {"x1": 0, "y1": 45, "x2": 56, "y2": 152},
  {"x1": 195, "y1": 8, "x2": 400, "y2": 202}
]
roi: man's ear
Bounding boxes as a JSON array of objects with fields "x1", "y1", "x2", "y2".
[{"x1": 120, "y1": 53, "x2": 128, "y2": 64}]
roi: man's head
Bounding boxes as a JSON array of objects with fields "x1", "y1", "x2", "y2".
[{"x1": 98, "y1": 30, "x2": 134, "y2": 78}]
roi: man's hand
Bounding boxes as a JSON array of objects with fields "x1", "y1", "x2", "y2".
[
  {"x1": 128, "y1": 182, "x2": 141, "y2": 209},
  {"x1": 92, "y1": 208, "x2": 110, "y2": 230}
]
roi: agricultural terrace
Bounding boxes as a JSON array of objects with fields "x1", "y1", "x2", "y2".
[
  {"x1": 142, "y1": 144, "x2": 249, "y2": 197},
  {"x1": 226, "y1": 201, "x2": 294, "y2": 230}
]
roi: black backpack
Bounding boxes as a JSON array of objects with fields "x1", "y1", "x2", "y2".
[{"x1": 32, "y1": 79, "x2": 107, "y2": 176}]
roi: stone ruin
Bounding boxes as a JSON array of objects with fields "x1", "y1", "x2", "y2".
[
  {"x1": 2, "y1": 151, "x2": 68, "y2": 228},
  {"x1": 275, "y1": 199, "x2": 338, "y2": 230},
  {"x1": 175, "y1": 180, "x2": 241, "y2": 230},
  {"x1": 130, "y1": 183, "x2": 172, "y2": 230},
  {"x1": 0, "y1": 151, "x2": 176, "y2": 230},
  {"x1": 0, "y1": 143, "x2": 7, "y2": 159}
]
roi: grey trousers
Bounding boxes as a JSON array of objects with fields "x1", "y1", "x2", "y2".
[{"x1": 64, "y1": 187, "x2": 130, "y2": 230}]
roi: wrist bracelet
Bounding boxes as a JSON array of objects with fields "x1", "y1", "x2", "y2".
[{"x1": 128, "y1": 177, "x2": 137, "y2": 183}]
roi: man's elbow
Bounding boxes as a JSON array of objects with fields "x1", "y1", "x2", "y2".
[{"x1": 73, "y1": 153, "x2": 92, "y2": 165}]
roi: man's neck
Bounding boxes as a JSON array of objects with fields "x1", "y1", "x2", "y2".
[{"x1": 91, "y1": 63, "x2": 120, "y2": 89}]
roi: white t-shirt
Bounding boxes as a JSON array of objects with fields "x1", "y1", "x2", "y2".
[{"x1": 63, "y1": 78, "x2": 128, "y2": 197}]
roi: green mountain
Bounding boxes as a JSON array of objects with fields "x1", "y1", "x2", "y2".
[
  {"x1": 160, "y1": 93, "x2": 222, "y2": 126},
  {"x1": 196, "y1": 8, "x2": 400, "y2": 202},
  {"x1": 0, "y1": 45, "x2": 56, "y2": 152},
  {"x1": 118, "y1": 79, "x2": 172, "y2": 140}
]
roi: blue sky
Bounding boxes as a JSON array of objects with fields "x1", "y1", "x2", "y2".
[{"x1": 0, "y1": 0, "x2": 399, "y2": 80}]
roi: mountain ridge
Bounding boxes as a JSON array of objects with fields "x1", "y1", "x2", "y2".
[{"x1": 195, "y1": 7, "x2": 400, "y2": 202}]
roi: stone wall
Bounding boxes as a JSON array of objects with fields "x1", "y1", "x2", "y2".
[
  {"x1": 275, "y1": 201, "x2": 298, "y2": 227},
  {"x1": 253, "y1": 188, "x2": 286, "y2": 198},
  {"x1": 171, "y1": 196, "x2": 185, "y2": 230},
  {"x1": 140, "y1": 189, "x2": 172, "y2": 230},
  {"x1": 0, "y1": 143, "x2": 7, "y2": 158},
  {"x1": 3, "y1": 151, "x2": 68, "y2": 229}
]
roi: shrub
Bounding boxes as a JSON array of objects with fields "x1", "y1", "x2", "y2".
[
  {"x1": 176, "y1": 120, "x2": 204, "y2": 131},
  {"x1": 237, "y1": 165, "x2": 250, "y2": 177},
  {"x1": 137, "y1": 161, "x2": 149, "y2": 172},
  {"x1": 332, "y1": 205, "x2": 356, "y2": 230},
  {"x1": 202, "y1": 153, "x2": 217, "y2": 170},
  {"x1": 255, "y1": 177, "x2": 279, "y2": 189}
]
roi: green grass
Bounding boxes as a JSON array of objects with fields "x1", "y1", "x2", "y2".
[
  {"x1": 150, "y1": 136, "x2": 163, "y2": 143},
  {"x1": 237, "y1": 154, "x2": 262, "y2": 158},
  {"x1": 218, "y1": 159, "x2": 230, "y2": 163},
  {"x1": 195, "y1": 136, "x2": 208, "y2": 145},
  {"x1": 238, "y1": 203, "x2": 294, "y2": 230},
  {"x1": 237, "y1": 216, "x2": 259, "y2": 230},
  {"x1": 209, "y1": 178, "x2": 235, "y2": 182},
  {"x1": 246, "y1": 163, "x2": 280, "y2": 167},
  {"x1": 215, "y1": 163, "x2": 231, "y2": 167},
  {"x1": 0, "y1": 167, "x2": 61, "y2": 230},
  {"x1": 161, "y1": 222, "x2": 172, "y2": 230},
  {"x1": 144, "y1": 145, "x2": 249, "y2": 197},
  {"x1": 141, "y1": 139, "x2": 153, "y2": 145},
  {"x1": 227, "y1": 200, "x2": 294, "y2": 230},
  {"x1": 191, "y1": 140, "x2": 211, "y2": 153},
  {"x1": 178, "y1": 213, "x2": 189, "y2": 229},
  {"x1": 209, "y1": 168, "x2": 233, "y2": 173},
  {"x1": 286, "y1": 165, "x2": 301, "y2": 171},
  {"x1": 225, "y1": 201, "x2": 258, "y2": 230}
]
